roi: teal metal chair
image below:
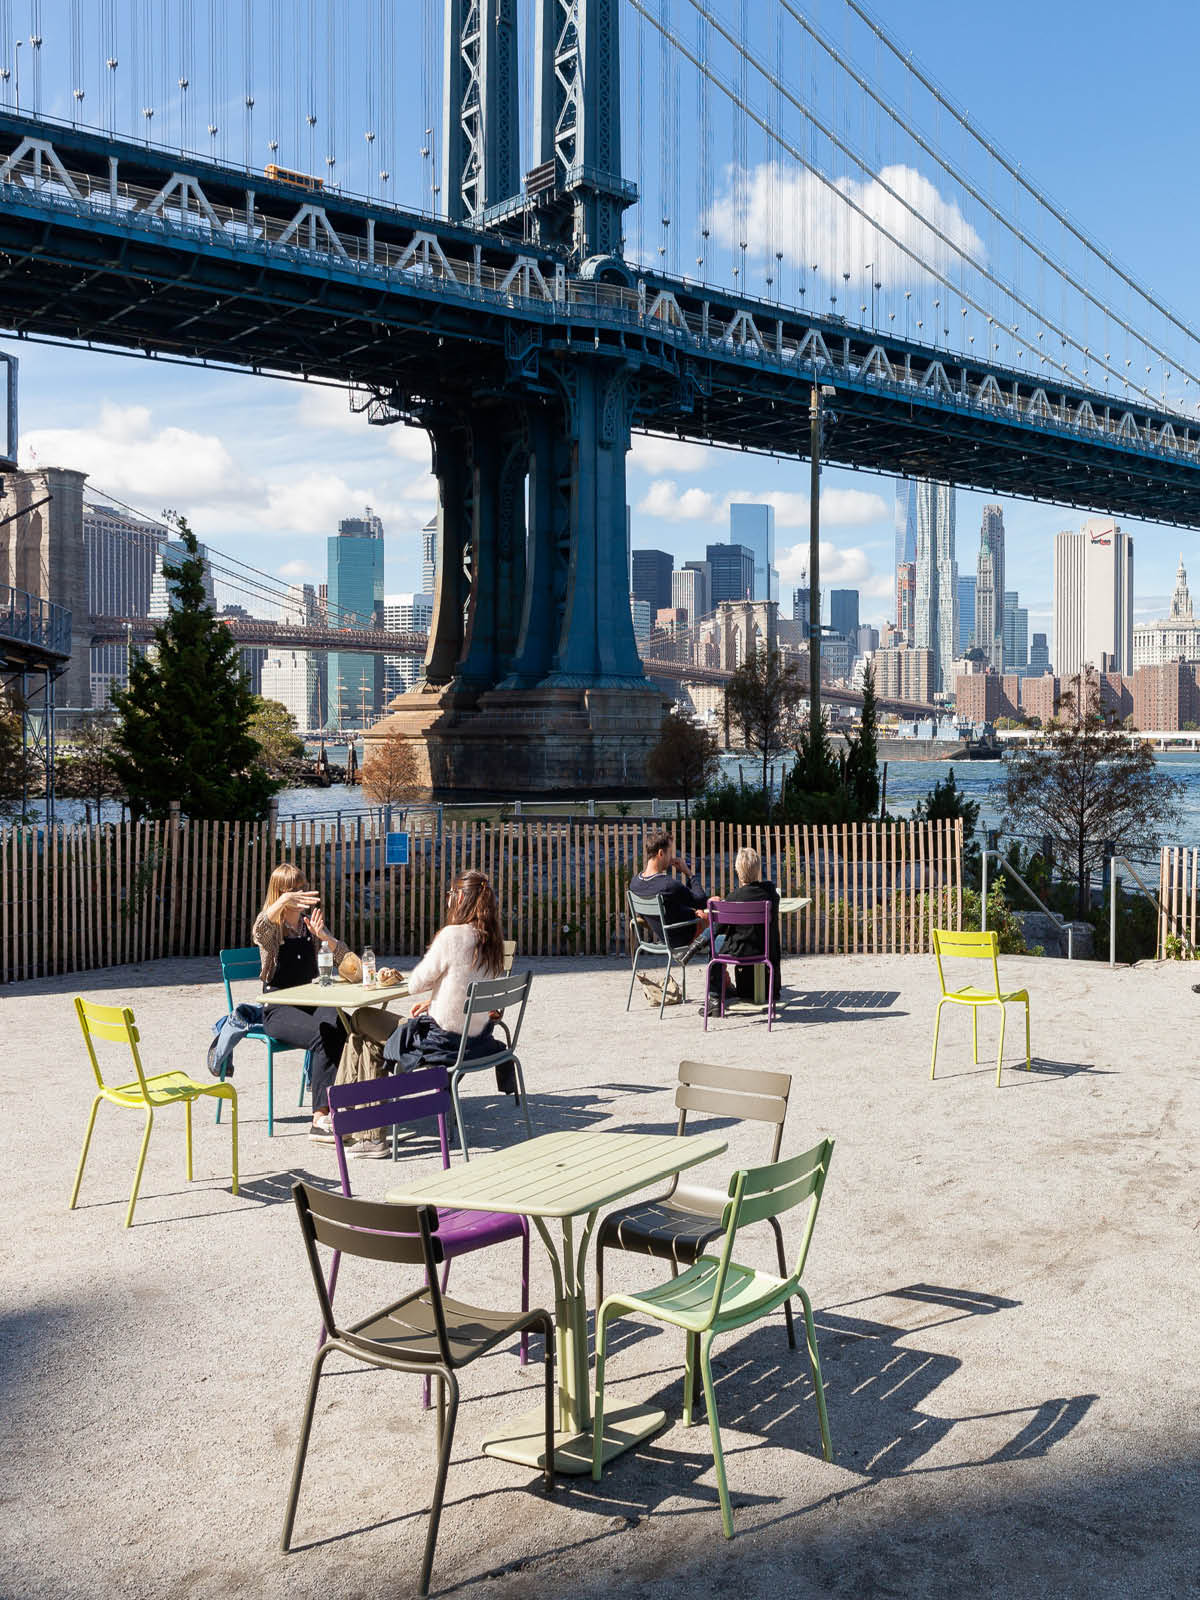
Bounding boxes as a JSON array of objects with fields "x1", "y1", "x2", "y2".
[
  {"x1": 214, "y1": 946, "x2": 312, "y2": 1136},
  {"x1": 592, "y1": 1140, "x2": 835, "y2": 1538}
]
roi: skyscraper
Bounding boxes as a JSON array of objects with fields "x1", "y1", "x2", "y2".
[
  {"x1": 956, "y1": 574, "x2": 976, "y2": 654},
  {"x1": 707, "y1": 542, "x2": 755, "y2": 605},
  {"x1": 974, "y1": 504, "x2": 1005, "y2": 671},
  {"x1": 1053, "y1": 518, "x2": 1133, "y2": 677},
  {"x1": 729, "y1": 503, "x2": 778, "y2": 602},
  {"x1": 1028, "y1": 633, "x2": 1051, "y2": 676},
  {"x1": 83, "y1": 500, "x2": 166, "y2": 706},
  {"x1": 420, "y1": 514, "x2": 438, "y2": 596},
  {"x1": 1002, "y1": 589, "x2": 1029, "y2": 672},
  {"x1": 894, "y1": 478, "x2": 917, "y2": 571},
  {"x1": 327, "y1": 509, "x2": 385, "y2": 729},
  {"x1": 913, "y1": 481, "x2": 956, "y2": 692},
  {"x1": 671, "y1": 560, "x2": 710, "y2": 622},
  {"x1": 829, "y1": 589, "x2": 859, "y2": 641},
  {"x1": 148, "y1": 537, "x2": 216, "y2": 617},
  {"x1": 383, "y1": 592, "x2": 434, "y2": 702},
  {"x1": 792, "y1": 584, "x2": 810, "y2": 631},
  {"x1": 896, "y1": 563, "x2": 915, "y2": 640},
  {"x1": 631, "y1": 548, "x2": 673, "y2": 610}
]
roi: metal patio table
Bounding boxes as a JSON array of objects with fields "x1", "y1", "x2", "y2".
[
  {"x1": 386, "y1": 1127, "x2": 727, "y2": 1474},
  {"x1": 264, "y1": 974, "x2": 410, "y2": 1033}
]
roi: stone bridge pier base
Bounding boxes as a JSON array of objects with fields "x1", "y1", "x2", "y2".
[{"x1": 366, "y1": 366, "x2": 668, "y2": 796}]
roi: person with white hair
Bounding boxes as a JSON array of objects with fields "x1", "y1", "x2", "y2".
[{"x1": 715, "y1": 846, "x2": 782, "y2": 1002}]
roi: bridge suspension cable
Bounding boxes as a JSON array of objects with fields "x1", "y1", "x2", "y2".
[{"x1": 627, "y1": 0, "x2": 1154, "y2": 407}]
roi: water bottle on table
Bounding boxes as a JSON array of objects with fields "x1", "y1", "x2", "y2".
[
  {"x1": 362, "y1": 947, "x2": 377, "y2": 987},
  {"x1": 317, "y1": 947, "x2": 334, "y2": 986}
]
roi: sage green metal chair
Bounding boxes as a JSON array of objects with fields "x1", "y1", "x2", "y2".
[
  {"x1": 592, "y1": 1139, "x2": 834, "y2": 1538},
  {"x1": 930, "y1": 928, "x2": 1031, "y2": 1087}
]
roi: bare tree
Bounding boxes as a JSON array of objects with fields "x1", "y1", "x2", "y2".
[
  {"x1": 723, "y1": 649, "x2": 804, "y2": 811},
  {"x1": 999, "y1": 691, "x2": 1182, "y2": 916},
  {"x1": 646, "y1": 709, "x2": 721, "y2": 817},
  {"x1": 361, "y1": 731, "x2": 422, "y2": 808}
]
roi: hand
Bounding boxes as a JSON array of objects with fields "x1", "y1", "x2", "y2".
[
  {"x1": 409, "y1": 998, "x2": 431, "y2": 1018},
  {"x1": 673, "y1": 857, "x2": 692, "y2": 876},
  {"x1": 305, "y1": 904, "x2": 328, "y2": 942}
]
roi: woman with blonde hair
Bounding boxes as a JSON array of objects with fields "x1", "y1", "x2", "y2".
[
  {"x1": 714, "y1": 846, "x2": 782, "y2": 1002},
  {"x1": 252, "y1": 861, "x2": 349, "y2": 1142}
]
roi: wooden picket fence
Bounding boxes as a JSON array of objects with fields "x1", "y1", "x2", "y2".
[
  {"x1": 1156, "y1": 846, "x2": 1200, "y2": 957},
  {"x1": 0, "y1": 814, "x2": 963, "y2": 984}
]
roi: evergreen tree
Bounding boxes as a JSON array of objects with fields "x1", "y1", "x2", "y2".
[
  {"x1": 845, "y1": 662, "x2": 881, "y2": 818},
  {"x1": 111, "y1": 517, "x2": 278, "y2": 820}
]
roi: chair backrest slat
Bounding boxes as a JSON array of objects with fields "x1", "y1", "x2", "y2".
[
  {"x1": 673, "y1": 1060, "x2": 792, "y2": 1166},
  {"x1": 708, "y1": 899, "x2": 771, "y2": 928},
  {"x1": 75, "y1": 996, "x2": 150, "y2": 1095},
  {"x1": 308, "y1": 1211, "x2": 433, "y2": 1265},
  {"x1": 932, "y1": 928, "x2": 1001, "y2": 999},
  {"x1": 460, "y1": 971, "x2": 532, "y2": 1055},
  {"x1": 328, "y1": 1067, "x2": 451, "y2": 1140},
  {"x1": 220, "y1": 946, "x2": 261, "y2": 982}
]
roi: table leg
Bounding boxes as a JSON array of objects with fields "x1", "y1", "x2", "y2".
[{"x1": 481, "y1": 1208, "x2": 669, "y2": 1476}]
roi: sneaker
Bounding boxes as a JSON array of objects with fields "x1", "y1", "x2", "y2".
[
  {"x1": 349, "y1": 1138, "x2": 390, "y2": 1159},
  {"x1": 309, "y1": 1114, "x2": 335, "y2": 1144}
]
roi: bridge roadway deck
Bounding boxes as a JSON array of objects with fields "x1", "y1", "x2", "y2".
[{"x1": 2, "y1": 115, "x2": 1200, "y2": 526}]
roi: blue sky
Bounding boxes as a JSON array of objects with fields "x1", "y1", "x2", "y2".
[{"x1": 6, "y1": 0, "x2": 1200, "y2": 646}]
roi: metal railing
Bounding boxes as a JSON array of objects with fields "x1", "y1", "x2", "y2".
[
  {"x1": 0, "y1": 584, "x2": 71, "y2": 658},
  {"x1": 980, "y1": 847, "x2": 1075, "y2": 958},
  {"x1": 1111, "y1": 855, "x2": 1185, "y2": 966}
]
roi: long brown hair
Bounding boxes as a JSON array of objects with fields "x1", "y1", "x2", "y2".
[
  {"x1": 261, "y1": 861, "x2": 309, "y2": 925},
  {"x1": 445, "y1": 869, "x2": 504, "y2": 976}
]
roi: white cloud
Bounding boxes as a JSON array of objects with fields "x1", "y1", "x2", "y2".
[
  {"x1": 776, "y1": 540, "x2": 893, "y2": 604},
  {"x1": 294, "y1": 384, "x2": 363, "y2": 433},
  {"x1": 22, "y1": 401, "x2": 259, "y2": 507},
  {"x1": 279, "y1": 559, "x2": 316, "y2": 579},
  {"x1": 704, "y1": 160, "x2": 984, "y2": 293},
  {"x1": 389, "y1": 427, "x2": 433, "y2": 466},
  {"x1": 630, "y1": 434, "x2": 716, "y2": 476},
  {"x1": 756, "y1": 487, "x2": 888, "y2": 530},
  {"x1": 636, "y1": 478, "x2": 723, "y2": 523}
]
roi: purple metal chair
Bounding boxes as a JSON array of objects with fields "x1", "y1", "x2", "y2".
[
  {"x1": 325, "y1": 1069, "x2": 530, "y2": 1394},
  {"x1": 704, "y1": 898, "x2": 776, "y2": 1032}
]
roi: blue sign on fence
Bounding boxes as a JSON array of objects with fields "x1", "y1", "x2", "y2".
[{"x1": 385, "y1": 831, "x2": 410, "y2": 867}]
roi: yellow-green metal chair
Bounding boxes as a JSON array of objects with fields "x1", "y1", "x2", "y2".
[
  {"x1": 930, "y1": 929, "x2": 1031, "y2": 1087},
  {"x1": 592, "y1": 1140, "x2": 834, "y2": 1539},
  {"x1": 70, "y1": 997, "x2": 239, "y2": 1228}
]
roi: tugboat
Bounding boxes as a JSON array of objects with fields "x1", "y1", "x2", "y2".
[{"x1": 962, "y1": 721, "x2": 1003, "y2": 760}]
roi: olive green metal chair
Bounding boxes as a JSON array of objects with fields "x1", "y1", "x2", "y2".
[
  {"x1": 592, "y1": 1140, "x2": 834, "y2": 1539},
  {"x1": 70, "y1": 997, "x2": 238, "y2": 1228},
  {"x1": 595, "y1": 1061, "x2": 796, "y2": 1349},
  {"x1": 930, "y1": 929, "x2": 1031, "y2": 1087}
]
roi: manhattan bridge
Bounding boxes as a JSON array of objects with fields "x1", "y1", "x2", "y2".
[{"x1": 1, "y1": 1, "x2": 1198, "y2": 790}]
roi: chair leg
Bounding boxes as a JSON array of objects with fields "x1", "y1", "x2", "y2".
[
  {"x1": 591, "y1": 1306, "x2": 611, "y2": 1481},
  {"x1": 125, "y1": 1108, "x2": 155, "y2": 1229},
  {"x1": 659, "y1": 956, "x2": 670, "y2": 1020},
  {"x1": 424, "y1": 1263, "x2": 453, "y2": 1411},
  {"x1": 418, "y1": 1373, "x2": 459, "y2": 1598},
  {"x1": 703, "y1": 967, "x2": 710, "y2": 1031},
  {"x1": 185, "y1": 1097, "x2": 194, "y2": 1182},
  {"x1": 297, "y1": 1051, "x2": 311, "y2": 1107},
  {"x1": 214, "y1": 1060, "x2": 227, "y2": 1124},
  {"x1": 228, "y1": 1086, "x2": 239, "y2": 1196},
  {"x1": 972, "y1": 1006, "x2": 979, "y2": 1064},
  {"x1": 797, "y1": 1285, "x2": 833, "y2": 1462},
  {"x1": 766, "y1": 964, "x2": 775, "y2": 1032},
  {"x1": 69, "y1": 1095, "x2": 102, "y2": 1210},
  {"x1": 281, "y1": 1344, "x2": 332, "y2": 1553},
  {"x1": 449, "y1": 1070, "x2": 470, "y2": 1162},
  {"x1": 519, "y1": 1226, "x2": 531, "y2": 1367},
  {"x1": 683, "y1": 1332, "x2": 700, "y2": 1426},
  {"x1": 267, "y1": 1042, "x2": 275, "y2": 1138},
  {"x1": 1025, "y1": 1001, "x2": 1031, "y2": 1069},
  {"x1": 995, "y1": 1005, "x2": 1007, "y2": 1088},
  {"x1": 767, "y1": 1216, "x2": 797, "y2": 1349},
  {"x1": 930, "y1": 1000, "x2": 944, "y2": 1079},
  {"x1": 626, "y1": 952, "x2": 641, "y2": 1012},
  {"x1": 595, "y1": 1243, "x2": 605, "y2": 1326},
  {"x1": 698, "y1": 1334, "x2": 734, "y2": 1539},
  {"x1": 514, "y1": 1059, "x2": 533, "y2": 1139}
]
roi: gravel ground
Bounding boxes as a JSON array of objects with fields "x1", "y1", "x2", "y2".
[{"x1": 3, "y1": 951, "x2": 1198, "y2": 1599}]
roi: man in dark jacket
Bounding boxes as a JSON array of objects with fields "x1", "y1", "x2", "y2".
[{"x1": 629, "y1": 831, "x2": 710, "y2": 948}]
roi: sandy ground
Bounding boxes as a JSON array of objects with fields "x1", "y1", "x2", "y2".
[{"x1": 3, "y1": 950, "x2": 1198, "y2": 1600}]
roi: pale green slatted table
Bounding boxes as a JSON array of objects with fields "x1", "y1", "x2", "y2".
[
  {"x1": 387, "y1": 1127, "x2": 727, "y2": 1475},
  {"x1": 265, "y1": 974, "x2": 410, "y2": 1033}
]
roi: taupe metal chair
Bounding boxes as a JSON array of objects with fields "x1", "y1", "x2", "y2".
[
  {"x1": 283, "y1": 1182, "x2": 555, "y2": 1598},
  {"x1": 449, "y1": 971, "x2": 533, "y2": 1159},
  {"x1": 595, "y1": 1060, "x2": 797, "y2": 1347}
]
